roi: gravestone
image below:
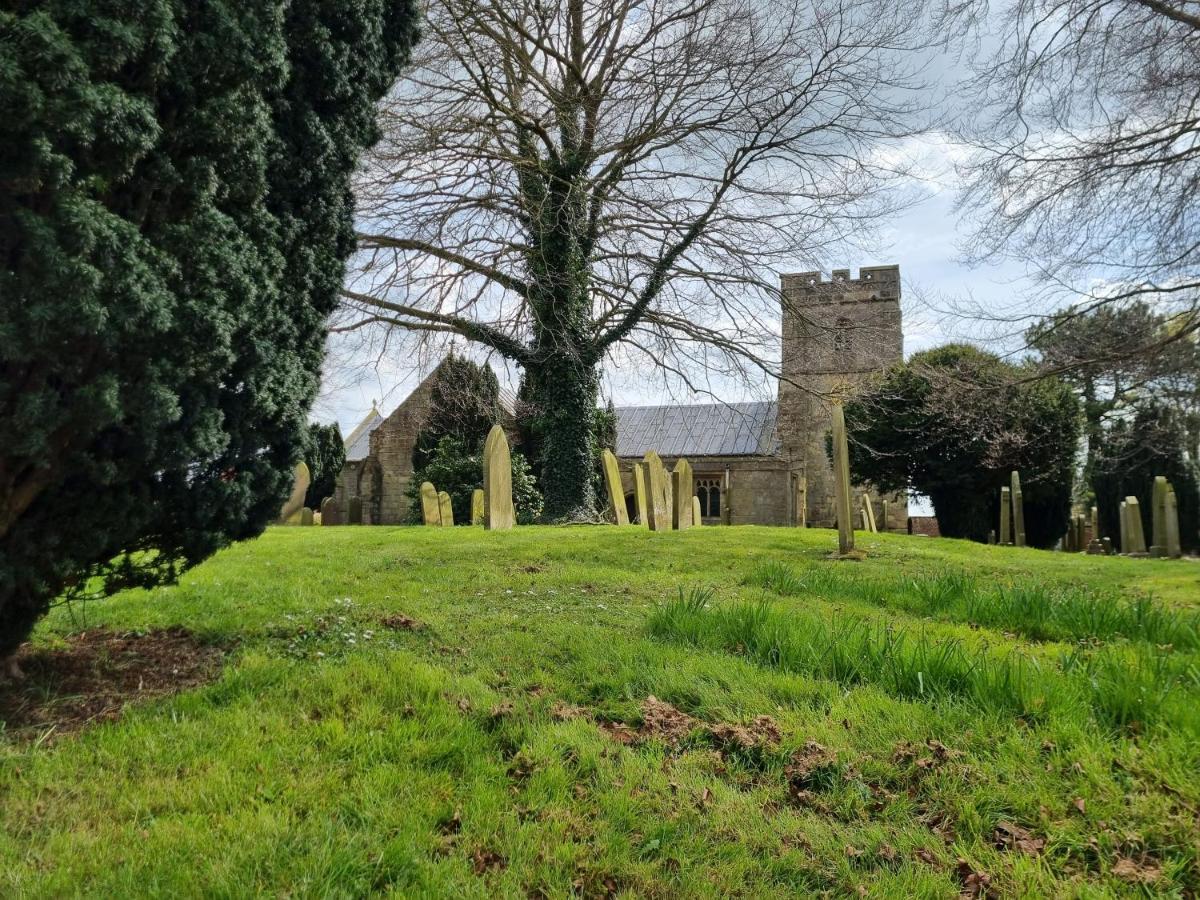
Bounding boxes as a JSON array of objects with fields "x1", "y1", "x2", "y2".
[
  {"x1": 881, "y1": 499, "x2": 889, "y2": 532},
  {"x1": 830, "y1": 402, "x2": 858, "y2": 558},
  {"x1": 671, "y1": 458, "x2": 694, "y2": 530},
  {"x1": 471, "y1": 489, "x2": 485, "y2": 525},
  {"x1": 300, "y1": 507, "x2": 314, "y2": 526},
  {"x1": 1124, "y1": 496, "x2": 1148, "y2": 555},
  {"x1": 420, "y1": 481, "x2": 441, "y2": 526},
  {"x1": 348, "y1": 496, "x2": 363, "y2": 525},
  {"x1": 862, "y1": 493, "x2": 878, "y2": 533},
  {"x1": 278, "y1": 462, "x2": 311, "y2": 523},
  {"x1": 1165, "y1": 487, "x2": 1182, "y2": 559},
  {"x1": 1087, "y1": 504, "x2": 1103, "y2": 554},
  {"x1": 643, "y1": 452, "x2": 672, "y2": 532},
  {"x1": 1102, "y1": 536, "x2": 1113, "y2": 555},
  {"x1": 860, "y1": 508, "x2": 869, "y2": 530},
  {"x1": 601, "y1": 449, "x2": 629, "y2": 525},
  {"x1": 483, "y1": 425, "x2": 515, "y2": 530},
  {"x1": 1118, "y1": 500, "x2": 1128, "y2": 552},
  {"x1": 999, "y1": 486, "x2": 1012, "y2": 545},
  {"x1": 987, "y1": 529, "x2": 996, "y2": 545},
  {"x1": 1150, "y1": 475, "x2": 1169, "y2": 557},
  {"x1": 633, "y1": 464, "x2": 650, "y2": 529},
  {"x1": 692, "y1": 495, "x2": 702, "y2": 526},
  {"x1": 320, "y1": 496, "x2": 340, "y2": 526},
  {"x1": 1010, "y1": 471, "x2": 1026, "y2": 547},
  {"x1": 438, "y1": 490, "x2": 454, "y2": 527}
]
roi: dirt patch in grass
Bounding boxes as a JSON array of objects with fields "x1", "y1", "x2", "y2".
[{"x1": 0, "y1": 627, "x2": 224, "y2": 740}]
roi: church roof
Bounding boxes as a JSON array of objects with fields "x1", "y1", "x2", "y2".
[
  {"x1": 613, "y1": 401, "x2": 779, "y2": 458},
  {"x1": 343, "y1": 407, "x2": 384, "y2": 462}
]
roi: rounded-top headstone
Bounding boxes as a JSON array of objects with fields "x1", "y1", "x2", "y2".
[{"x1": 483, "y1": 425, "x2": 515, "y2": 530}]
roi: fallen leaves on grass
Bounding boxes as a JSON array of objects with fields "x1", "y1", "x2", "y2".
[
  {"x1": 992, "y1": 821, "x2": 1045, "y2": 856},
  {"x1": 708, "y1": 715, "x2": 781, "y2": 752},
  {"x1": 955, "y1": 859, "x2": 994, "y2": 898},
  {"x1": 1111, "y1": 856, "x2": 1161, "y2": 884},
  {"x1": 470, "y1": 847, "x2": 506, "y2": 875},
  {"x1": 640, "y1": 696, "x2": 700, "y2": 747},
  {"x1": 380, "y1": 613, "x2": 422, "y2": 631},
  {"x1": 0, "y1": 627, "x2": 223, "y2": 739}
]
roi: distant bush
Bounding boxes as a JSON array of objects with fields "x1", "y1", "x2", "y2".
[{"x1": 406, "y1": 436, "x2": 542, "y2": 525}]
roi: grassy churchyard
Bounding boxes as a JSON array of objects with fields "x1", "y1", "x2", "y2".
[{"x1": 1, "y1": 525, "x2": 1198, "y2": 896}]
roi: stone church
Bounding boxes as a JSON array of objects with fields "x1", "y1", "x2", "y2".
[{"x1": 333, "y1": 265, "x2": 906, "y2": 528}]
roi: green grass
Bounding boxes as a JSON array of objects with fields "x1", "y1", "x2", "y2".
[{"x1": 2, "y1": 526, "x2": 1198, "y2": 896}]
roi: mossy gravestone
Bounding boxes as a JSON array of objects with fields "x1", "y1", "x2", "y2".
[
  {"x1": 471, "y1": 489, "x2": 484, "y2": 525},
  {"x1": 692, "y1": 495, "x2": 702, "y2": 526},
  {"x1": 320, "y1": 496, "x2": 340, "y2": 526},
  {"x1": 1150, "y1": 476, "x2": 1169, "y2": 557},
  {"x1": 671, "y1": 458, "x2": 694, "y2": 530},
  {"x1": 830, "y1": 402, "x2": 859, "y2": 558},
  {"x1": 279, "y1": 462, "x2": 311, "y2": 524},
  {"x1": 1010, "y1": 471, "x2": 1026, "y2": 547},
  {"x1": 348, "y1": 496, "x2": 363, "y2": 525},
  {"x1": 861, "y1": 494, "x2": 877, "y2": 533},
  {"x1": 438, "y1": 490, "x2": 454, "y2": 527},
  {"x1": 1118, "y1": 499, "x2": 1129, "y2": 551},
  {"x1": 483, "y1": 425, "x2": 514, "y2": 530},
  {"x1": 420, "y1": 481, "x2": 441, "y2": 526},
  {"x1": 999, "y1": 486, "x2": 1011, "y2": 545},
  {"x1": 633, "y1": 464, "x2": 650, "y2": 529},
  {"x1": 601, "y1": 449, "x2": 629, "y2": 525},
  {"x1": 643, "y1": 451, "x2": 672, "y2": 532},
  {"x1": 1124, "y1": 496, "x2": 1148, "y2": 555},
  {"x1": 1166, "y1": 488, "x2": 1181, "y2": 558},
  {"x1": 300, "y1": 507, "x2": 314, "y2": 526}
]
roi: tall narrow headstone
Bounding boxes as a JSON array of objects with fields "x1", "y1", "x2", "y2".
[
  {"x1": 643, "y1": 452, "x2": 672, "y2": 532},
  {"x1": 471, "y1": 489, "x2": 485, "y2": 525},
  {"x1": 1150, "y1": 476, "x2": 1169, "y2": 557},
  {"x1": 671, "y1": 458, "x2": 694, "y2": 530},
  {"x1": 1087, "y1": 504, "x2": 1103, "y2": 554},
  {"x1": 438, "y1": 490, "x2": 454, "y2": 527},
  {"x1": 987, "y1": 529, "x2": 996, "y2": 545},
  {"x1": 1124, "y1": 496, "x2": 1148, "y2": 555},
  {"x1": 348, "y1": 496, "x2": 363, "y2": 525},
  {"x1": 633, "y1": 464, "x2": 650, "y2": 529},
  {"x1": 483, "y1": 425, "x2": 515, "y2": 530},
  {"x1": 278, "y1": 462, "x2": 311, "y2": 523},
  {"x1": 999, "y1": 486, "x2": 1012, "y2": 545},
  {"x1": 881, "y1": 499, "x2": 889, "y2": 533},
  {"x1": 1165, "y1": 487, "x2": 1182, "y2": 559},
  {"x1": 420, "y1": 481, "x2": 441, "y2": 526},
  {"x1": 722, "y1": 468, "x2": 733, "y2": 526},
  {"x1": 320, "y1": 496, "x2": 340, "y2": 526},
  {"x1": 1118, "y1": 500, "x2": 1128, "y2": 552},
  {"x1": 601, "y1": 449, "x2": 629, "y2": 526},
  {"x1": 861, "y1": 493, "x2": 878, "y2": 533},
  {"x1": 692, "y1": 495, "x2": 703, "y2": 526},
  {"x1": 1010, "y1": 471, "x2": 1026, "y2": 547},
  {"x1": 831, "y1": 402, "x2": 857, "y2": 557}
]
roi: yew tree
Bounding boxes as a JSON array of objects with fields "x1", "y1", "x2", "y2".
[{"x1": 0, "y1": 0, "x2": 418, "y2": 670}]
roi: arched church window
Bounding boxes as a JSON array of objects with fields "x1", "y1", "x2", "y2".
[{"x1": 695, "y1": 477, "x2": 722, "y2": 518}]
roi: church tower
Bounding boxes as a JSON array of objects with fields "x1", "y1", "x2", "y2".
[{"x1": 777, "y1": 265, "x2": 906, "y2": 528}]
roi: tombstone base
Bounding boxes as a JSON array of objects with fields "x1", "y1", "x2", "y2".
[
  {"x1": 827, "y1": 549, "x2": 868, "y2": 561},
  {"x1": 1149, "y1": 546, "x2": 1167, "y2": 558},
  {"x1": 1085, "y1": 540, "x2": 1105, "y2": 555},
  {"x1": 1124, "y1": 551, "x2": 1150, "y2": 558}
]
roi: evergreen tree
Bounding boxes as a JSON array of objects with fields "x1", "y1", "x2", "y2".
[
  {"x1": 411, "y1": 355, "x2": 502, "y2": 470},
  {"x1": 0, "y1": 0, "x2": 418, "y2": 667},
  {"x1": 304, "y1": 423, "x2": 347, "y2": 510},
  {"x1": 844, "y1": 345, "x2": 1081, "y2": 546}
]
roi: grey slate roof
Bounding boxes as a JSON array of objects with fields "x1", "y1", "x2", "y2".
[
  {"x1": 343, "y1": 408, "x2": 383, "y2": 462},
  {"x1": 613, "y1": 401, "x2": 779, "y2": 458}
]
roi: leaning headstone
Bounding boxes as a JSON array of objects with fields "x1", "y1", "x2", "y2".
[
  {"x1": 348, "y1": 496, "x2": 363, "y2": 525},
  {"x1": 471, "y1": 489, "x2": 485, "y2": 526},
  {"x1": 278, "y1": 462, "x2": 311, "y2": 523},
  {"x1": 861, "y1": 494, "x2": 878, "y2": 533},
  {"x1": 1010, "y1": 471, "x2": 1026, "y2": 547},
  {"x1": 420, "y1": 481, "x2": 441, "y2": 526},
  {"x1": 483, "y1": 425, "x2": 515, "y2": 530},
  {"x1": 692, "y1": 495, "x2": 703, "y2": 526},
  {"x1": 633, "y1": 464, "x2": 650, "y2": 529},
  {"x1": 999, "y1": 486, "x2": 1012, "y2": 545},
  {"x1": 1165, "y1": 487, "x2": 1182, "y2": 559},
  {"x1": 438, "y1": 490, "x2": 454, "y2": 527},
  {"x1": 1150, "y1": 476, "x2": 1169, "y2": 557},
  {"x1": 601, "y1": 449, "x2": 629, "y2": 526},
  {"x1": 1124, "y1": 496, "x2": 1148, "y2": 555},
  {"x1": 671, "y1": 458, "x2": 694, "y2": 530},
  {"x1": 320, "y1": 496, "x2": 340, "y2": 526},
  {"x1": 831, "y1": 402, "x2": 858, "y2": 558},
  {"x1": 300, "y1": 507, "x2": 314, "y2": 526},
  {"x1": 643, "y1": 452, "x2": 672, "y2": 532}
]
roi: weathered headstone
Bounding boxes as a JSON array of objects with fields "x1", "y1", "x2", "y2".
[
  {"x1": 671, "y1": 458, "x2": 694, "y2": 530},
  {"x1": 1124, "y1": 496, "x2": 1148, "y2": 555},
  {"x1": 831, "y1": 402, "x2": 858, "y2": 558},
  {"x1": 633, "y1": 464, "x2": 650, "y2": 529},
  {"x1": 1150, "y1": 475, "x2": 1169, "y2": 557},
  {"x1": 278, "y1": 461, "x2": 311, "y2": 523},
  {"x1": 881, "y1": 499, "x2": 889, "y2": 533},
  {"x1": 692, "y1": 495, "x2": 702, "y2": 526},
  {"x1": 1165, "y1": 487, "x2": 1182, "y2": 559},
  {"x1": 860, "y1": 508, "x2": 869, "y2": 530},
  {"x1": 601, "y1": 449, "x2": 629, "y2": 525},
  {"x1": 861, "y1": 493, "x2": 878, "y2": 533},
  {"x1": 987, "y1": 529, "x2": 996, "y2": 545},
  {"x1": 471, "y1": 489, "x2": 485, "y2": 525},
  {"x1": 1010, "y1": 471, "x2": 1026, "y2": 547},
  {"x1": 1102, "y1": 536, "x2": 1113, "y2": 555},
  {"x1": 1086, "y1": 504, "x2": 1103, "y2": 554},
  {"x1": 722, "y1": 469, "x2": 732, "y2": 526},
  {"x1": 999, "y1": 486, "x2": 1012, "y2": 545},
  {"x1": 643, "y1": 452, "x2": 672, "y2": 532},
  {"x1": 348, "y1": 496, "x2": 363, "y2": 525},
  {"x1": 438, "y1": 490, "x2": 454, "y2": 527},
  {"x1": 1118, "y1": 500, "x2": 1128, "y2": 552},
  {"x1": 483, "y1": 424, "x2": 515, "y2": 530},
  {"x1": 300, "y1": 507, "x2": 314, "y2": 526},
  {"x1": 320, "y1": 496, "x2": 340, "y2": 526},
  {"x1": 420, "y1": 481, "x2": 441, "y2": 526}
]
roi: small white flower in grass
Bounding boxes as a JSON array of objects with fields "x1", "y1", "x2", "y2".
[{"x1": 316, "y1": 651, "x2": 326, "y2": 658}]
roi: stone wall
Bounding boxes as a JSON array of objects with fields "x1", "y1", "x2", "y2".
[
  {"x1": 618, "y1": 456, "x2": 791, "y2": 526},
  {"x1": 777, "y1": 266, "x2": 907, "y2": 528}
]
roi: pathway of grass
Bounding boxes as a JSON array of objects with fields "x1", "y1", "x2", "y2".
[{"x1": 1, "y1": 526, "x2": 1197, "y2": 896}]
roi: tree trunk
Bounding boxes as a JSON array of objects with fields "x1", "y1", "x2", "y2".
[{"x1": 530, "y1": 353, "x2": 599, "y2": 522}]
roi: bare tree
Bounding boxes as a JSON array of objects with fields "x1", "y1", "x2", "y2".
[
  {"x1": 340, "y1": 0, "x2": 940, "y2": 520},
  {"x1": 956, "y1": 0, "x2": 1200, "y2": 361}
]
